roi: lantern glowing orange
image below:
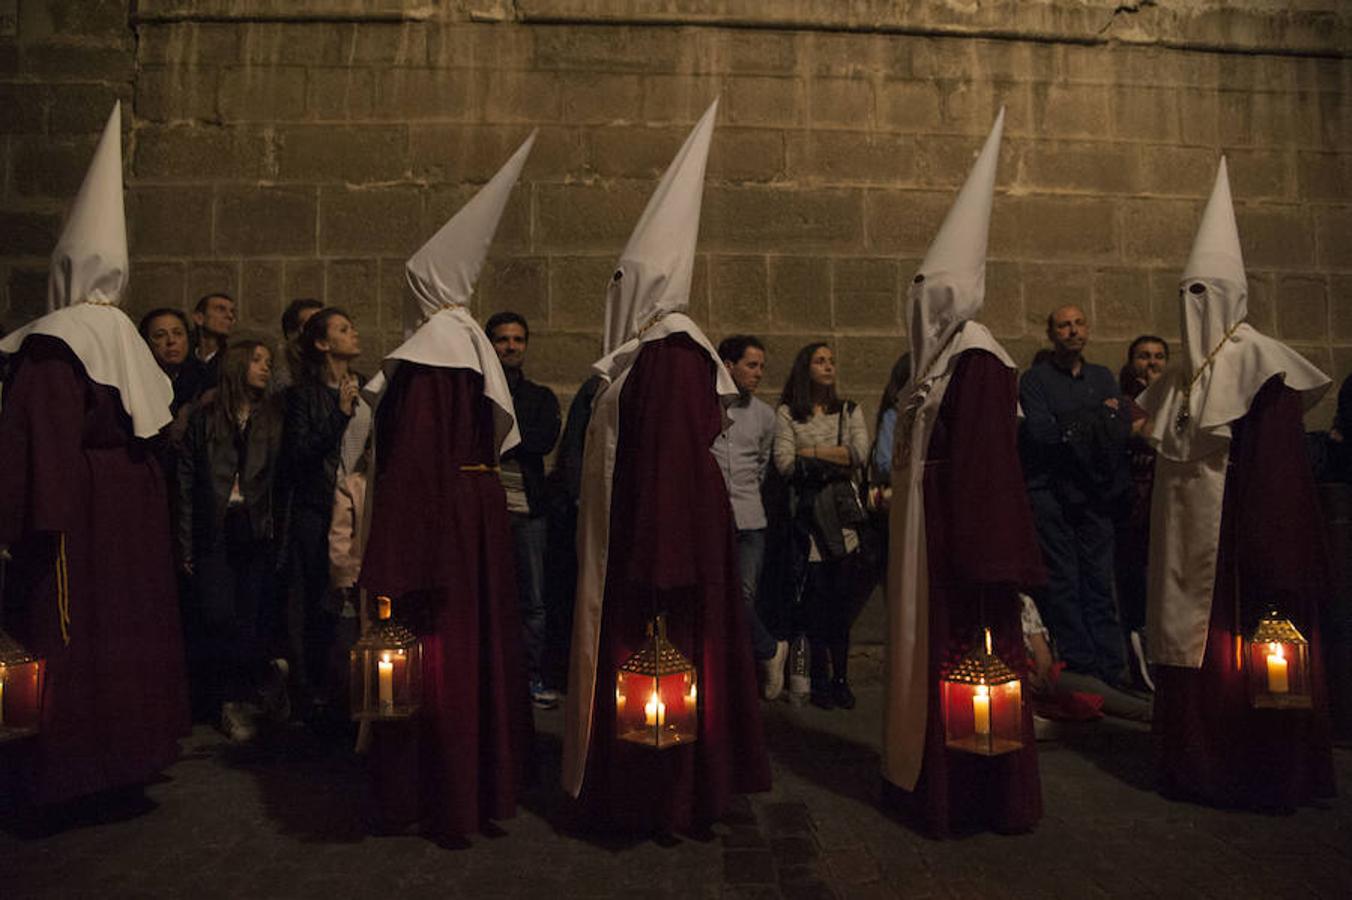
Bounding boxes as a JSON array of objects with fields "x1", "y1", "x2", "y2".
[
  {"x1": 1246, "y1": 610, "x2": 1312, "y2": 709},
  {"x1": 0, "y1": 628, "x2": 44, "y2": 743},
  {"x1": 350, "y1": 596, "x2": 423, "y2": 721},
  {"x1": 940, "y1": 628, "x2": 1023, "y2": 756},
  {"x1": 615, "y1": 614, "x2": 698, "y2": 750}
]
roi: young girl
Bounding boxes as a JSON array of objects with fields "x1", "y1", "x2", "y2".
[{"x1": 178, "y1": 341, "x2": 284, "y2": 740}]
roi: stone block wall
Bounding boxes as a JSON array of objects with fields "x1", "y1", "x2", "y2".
[{"x1": 2, "y1": 0, "x2": 1350, "y2": 423}]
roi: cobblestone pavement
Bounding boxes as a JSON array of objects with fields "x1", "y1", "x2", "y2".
[{"x1": 4, "y1": 682, "x2": 1350, "y2": 899}]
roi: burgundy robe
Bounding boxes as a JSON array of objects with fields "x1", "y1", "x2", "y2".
[
  {"x1": 890, "y1": 350, "x2": 1047, "y2": 836},
  {"x1": 358, "y1": 364, "x2": 532, "y2": 840},
  {"x1": 578, "y1": 333, "x2": 770, "y2": 833},
  {"x1": 1155, "y1": 378, "x2": 1336, "y2": 808},
  {"x1": 0, "y1": 336, "x2": 188, "y2": 805}
]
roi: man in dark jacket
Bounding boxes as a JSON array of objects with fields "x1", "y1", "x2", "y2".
[
  {"x1": 488, "y1": 311, "x2": 562, "y2": 708},
  {"x1": 1020, "y1": 304, "x2": 1132, "y2": 689}
]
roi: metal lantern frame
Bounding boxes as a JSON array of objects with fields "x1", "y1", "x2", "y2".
[
  {"x1": 941, "y1": 627, "x2": 1024, "y2": 757},
  {"x1": 1246, "y1": 610, "x2": 1313, "y2": 710},
  {"x1": 0, "y1": 627, "x2": 44, "y2": 743},
  {"x1": 349, "y1": 595, "x2": 423, "y2": 722},
  {"x1": 615, "y1": 613, "x2": 698, "y2": 750}
]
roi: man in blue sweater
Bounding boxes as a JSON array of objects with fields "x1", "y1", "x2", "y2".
[{"x1": 1020, "y1": 305, "x2": 1131, "y2": 688}]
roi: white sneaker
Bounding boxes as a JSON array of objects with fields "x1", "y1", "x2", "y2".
[
  {"x1": 221, "y1": 702, "x2": 258, "y2": 742},
  {"x1": 787, "y1": 672, "x2": 811, "y2": 707},
  {"x1": 761, "y1": 640, "x2": 789, "y2": 701}
]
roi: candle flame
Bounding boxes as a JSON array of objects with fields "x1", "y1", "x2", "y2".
[
  {"x1": 1269, "y1": 642, "x2": 1284, "y2": 660},
  {"x1": 976, "y1": 683, "x2": 990, "y2": 698},
  {"x1": 644, "y1": 691, "x2": 666, "y2": 726},
  {"x1": 381, "y1": 651, "x2": 392, "y2": 664}
]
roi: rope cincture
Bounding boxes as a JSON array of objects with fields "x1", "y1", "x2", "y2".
[
  {"x1": 56, "y1": 532, "x2": 71, "y2": 645},
  {"x1": 1174, "y1": 317, "x2": 1247, "y2": 434},
  {"x1": 459, "y1": 463, "x2": 501, "y2": 474}
]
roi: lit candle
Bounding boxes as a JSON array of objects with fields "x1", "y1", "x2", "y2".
[
  {"x1": 378, "y1": 652, "x2": 395, "y2": 714},
  {"x1": 686, "y1": 682, "x2": 697, "y2": 709},
  {"x1": 1266, "y1": 643, "x2": 1289, "y2": 694},
  {"x1": 644, "y1": 692, "x2": 665, "y2": 727},
  {"x1": 972, "y1": 684, "x2": 991, "y2": 736},
  {"x1": 615, "y1": 685, "x2": 625, "y2": 712}
]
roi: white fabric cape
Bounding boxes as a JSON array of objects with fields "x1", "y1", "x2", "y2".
[
  {"x1": 359, "y1": 304, "x2": 520, "y2": 456},
  {"x1": 0, "y1": 304, "x2": 173, "y2": 439},
  {"x1": 883, "y1": 321, "x2": 1016, "y2": 791}
]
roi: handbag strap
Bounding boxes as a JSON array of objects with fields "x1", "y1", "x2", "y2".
[{"x1": 838, "y1": 401, "x2": 861, "y2": 482}]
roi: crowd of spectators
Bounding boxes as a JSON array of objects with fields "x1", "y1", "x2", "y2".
[{"x1": 127, "y1": 283, "x2": 1202, "y2": 743}]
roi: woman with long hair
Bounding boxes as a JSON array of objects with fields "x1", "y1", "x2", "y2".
[
  {"x1": 177, "y1": 340, "x2": 284, "y2": 740},
  {"x1": 773, "y1": 342, "x2": 870, "y2": 709},
  {"x1": 282, "y1": 307, "x2": 365, "y2": 723}
]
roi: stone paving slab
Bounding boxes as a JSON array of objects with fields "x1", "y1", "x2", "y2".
[{"x1": 3, "y1": 683, "x2": 1349, "y2": 899}]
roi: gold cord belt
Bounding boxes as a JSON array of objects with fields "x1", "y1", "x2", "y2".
[
  {"x1": 56, "y1": 532, "x2": 71, "y2": 645},
  {"x1": 1174, "y1": 319, "x2": 1246, "y2": 433},
  {"x1": 459, "y1": 464, "x2": 500, "y2": 474}
]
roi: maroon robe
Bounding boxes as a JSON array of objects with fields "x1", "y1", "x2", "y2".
[
  {"x1": 888, "y1": 349, "x2": 1047, "y2": 836},
  {"x1": 0, "y1": 336, "x2": 188, "y2": 805},
  {"x1": 358, "y1": 363, "x2": 532, "y2": 840},
  {"x1": 1155, "y1": 378, "x2": 1336, "y2": 808},
  {"x1": 578, "y1": 333, "x2": 770, "y2": 833}
]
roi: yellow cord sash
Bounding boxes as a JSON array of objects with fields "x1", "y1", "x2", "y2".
[{"x1": 56, "y1": 532, "x2": 71, "y2": 645}]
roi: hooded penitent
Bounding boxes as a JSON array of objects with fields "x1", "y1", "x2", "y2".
[
  {"x1": 1140, "y1": 158, "x2": 1329, "y2": 668},
  {"x1": 884, "y1": 108, "x2": 1020, "y2": 792},
  {"x1": 0, "y1": 103, "x2": 172, "y2": 438},
  {"x1": 360, "y1": 132, "x2": 536, "y2": 456},
  {"x1": 563, "y1": 98, "x2": 734, "y2": 798}
]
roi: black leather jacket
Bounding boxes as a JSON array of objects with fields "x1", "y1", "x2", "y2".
[
  {"x1": 176, "y1": 396, "x2": 284, "y2": 562},
  {"x1": 281, "y1": 376, "x2": 362, "y2": 514}
]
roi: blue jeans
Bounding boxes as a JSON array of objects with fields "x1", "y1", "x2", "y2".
[
  {"x1": 511, "y1": 513, "x2": 549, "y2": 683},
  {"x1": 1029, "y1": 490, "x2": 1128, "y2": 686},
  {"x1": 737, "y1": 528, "x2": 778, "y2": 661}
]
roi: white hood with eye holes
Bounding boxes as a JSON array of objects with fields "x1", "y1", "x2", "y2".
[{"x1": 1140, "y1": 157, "x2": 1329, "y2": 464}]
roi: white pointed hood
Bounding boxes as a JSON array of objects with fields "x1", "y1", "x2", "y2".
[
  {"x1": 593, "y1": 98, "x2": 734, "y2": 396},
  {"x1": 905, "y1": 108, "x2": 1014, "y2": 385},
  {"x1": 1141, "y1": 156, "x2": 1329, "y2": 462},
  {"x1": 361, "y1": 132, "x2": 536, "y2": 455},
  {"x1": 0, "y1": 102, "x2": 172, "y2": 438}
]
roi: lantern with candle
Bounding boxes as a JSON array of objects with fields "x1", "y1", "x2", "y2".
[
  {"x1": 940, "y1": 627, "x2": 1023, "y2": 756},
  {"x1": 1246, "y1": 610, "x2": 1313, "y2": 710},
  {"x1": 0, "y1": 628, "x2": 44, "y2": 743},
  {"x1": 614, "y1": 614, "x2": 698, "y2": 749},
  {"x1": 349, "y1": 595, "x2": 423, "y2": 721}
]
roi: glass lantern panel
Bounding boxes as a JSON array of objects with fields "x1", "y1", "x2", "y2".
[
  {"x1": 942, "y1": 678, "x2": 1024, "y2": 757},
  {"x1": 1247, "y1": 639, "x2": 1313, "y2": 710},
  {"x1": 616, "y1": 668, "x2": 698, "y2": 749},
  {"x1": 0, "y1": 659, "x2": 45, "y2": 741},
  {"x1": 349, "y1": 642, "x2": 423, "y2": 721}
]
